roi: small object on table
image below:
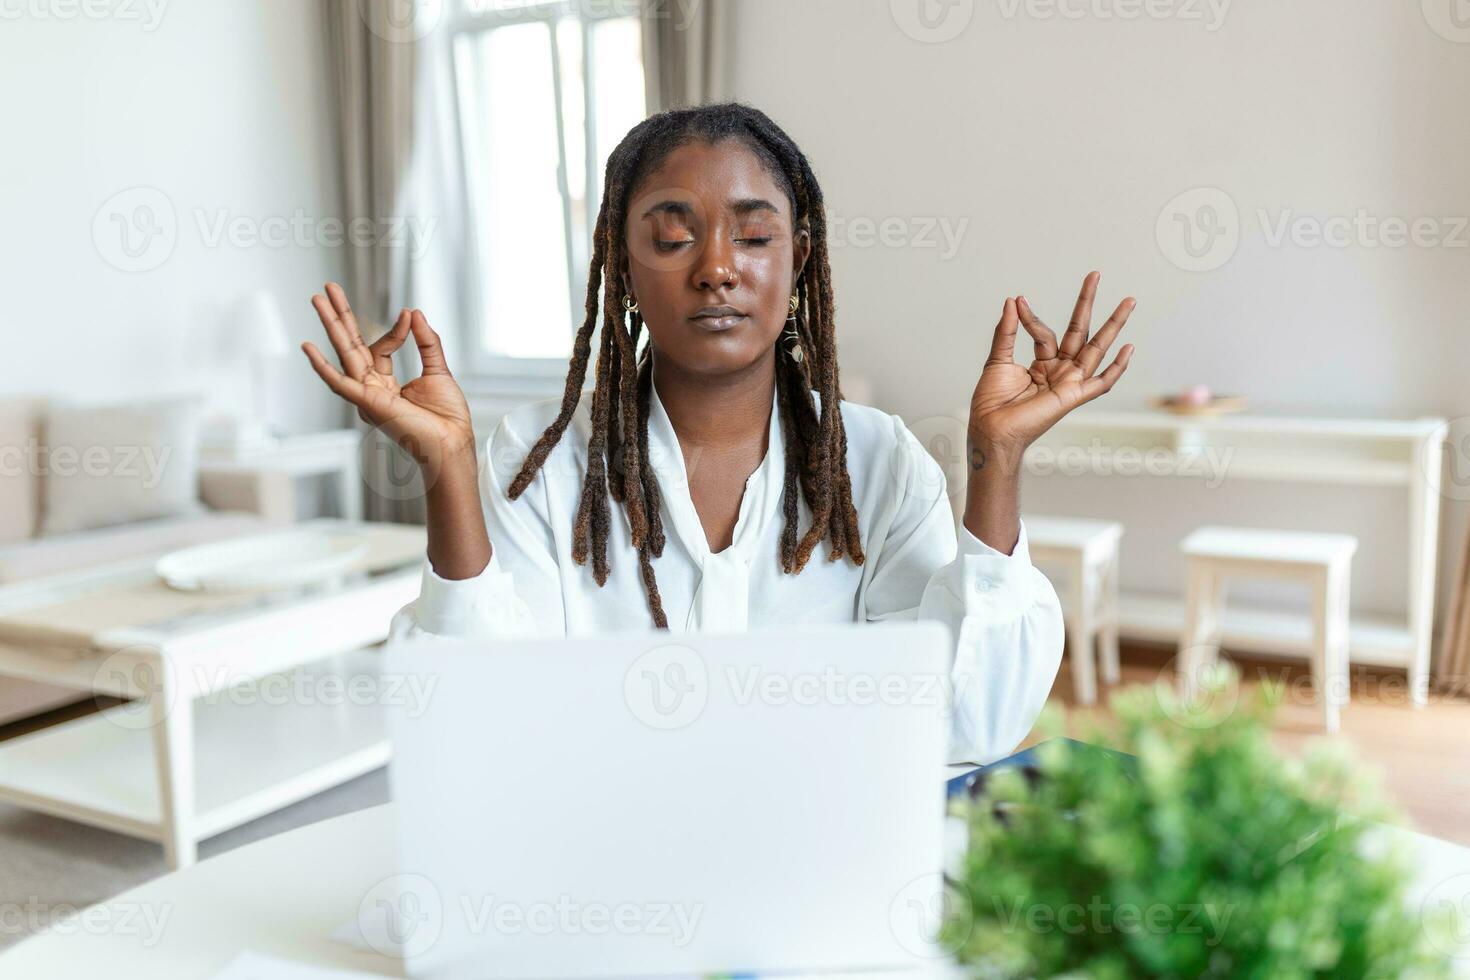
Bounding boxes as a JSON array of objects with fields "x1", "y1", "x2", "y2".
[
  {"x1": 1150, "y1": 386, "x2": 1247, "y2": 416},
  {"x1": 155, "y1": 528, "x2": 371, "y2": 593}
]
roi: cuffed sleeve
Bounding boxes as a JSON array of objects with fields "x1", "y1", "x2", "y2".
[
  {"x1": 920, "y1": 519, "x2": 1064, "y2": 765},
  {"x1": 867, "y1": 417, "x2": 1064, "y2": 766},
  {"x1": 387, "y1": 413, "x2": 566, "y2": 644}
]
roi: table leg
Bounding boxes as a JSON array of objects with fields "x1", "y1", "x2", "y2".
[
  {"x1": 150, "y1": 678, "x2": 197, "y2": 870},
  {"x1": 340, "y1": 442, "x2": 363, "y2": 522}
]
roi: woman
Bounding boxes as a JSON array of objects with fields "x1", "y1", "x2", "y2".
[{"x1": 302, "y1": 103, "x2": 1136, "y2": 764}]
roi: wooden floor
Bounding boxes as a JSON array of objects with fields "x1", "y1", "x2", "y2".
[{"x1": 1042, "y1": 643, "x2": 1470, "y2": 846}]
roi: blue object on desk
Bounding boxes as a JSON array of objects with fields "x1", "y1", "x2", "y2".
[{"x1": 946, "y1": 737, "x2": 1136, "y2": 800}]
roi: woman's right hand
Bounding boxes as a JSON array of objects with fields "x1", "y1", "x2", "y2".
[
  {"x1": 303, "y1": 283, "x2": 493, "y2": 580},
  {"x1": 301, "y1": 283, "x2": 475, "y2": 470}
]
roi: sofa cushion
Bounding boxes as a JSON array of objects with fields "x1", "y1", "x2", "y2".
[
  {"x1": 0, "y1": 511, "x2": 275, "y2": 584},
  {"x1": 0, "y1": 397, "x2": 45, "y2": 544},
  {"x1": 40, "y1": 395, "x2": 206, "y2": 537}
]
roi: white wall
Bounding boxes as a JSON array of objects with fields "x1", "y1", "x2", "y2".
[
  {"x1": 728, "y1": 0, "x2": 1470, "y2": 621},
  {"x1": 0, "y1": 0, "x2": 346, "y2": 435}
]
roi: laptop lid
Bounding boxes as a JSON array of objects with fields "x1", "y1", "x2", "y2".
[{"x1": 379, "y1": 620, "x2": 954, "y2": 979}]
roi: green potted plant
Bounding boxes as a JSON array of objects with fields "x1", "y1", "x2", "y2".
[{"x1": 941, "y1": 667, "x2": 1458, "y2": 978}]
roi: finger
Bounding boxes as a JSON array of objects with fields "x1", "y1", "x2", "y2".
[
  {"x1": 301, "y1": 341, "x2": 368, "y2": 404},
  {"x1": 1079, "y1": 343, "x2": 1135, "y2": 403},
  {"x1": 368, "y1": 308, "x2": 412, "y2": 376},
  {"x1": 409, "y1": 310, "x2": 452, "y2": 376},
  {"x1": 325, "y1": 282, "x2": 370, "y2": 354},
  {"x1": 310, "y1": 293, "x2": 369, "y2": 379},
  {"x1": 1016, "y1": 295, "x2": 1059, "y2": 360},
  {"x1": 1059, "y1": 271, "x2": 1100, "y2": 360},
  {"x1": 985, "y1": 297, "x2": 1019, "y2": 365},
  {"x1": 1075, "y1": 297, "x2": 1137, "y2": 376}
]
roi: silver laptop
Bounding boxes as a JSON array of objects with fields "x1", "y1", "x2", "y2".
[{"x1": 375, "y1": 621, "x2": 954, "y2": 979}]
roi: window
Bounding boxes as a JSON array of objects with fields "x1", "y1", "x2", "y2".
[{"x1": 448, "y1": 0, "x2": 647, "y2": 376}]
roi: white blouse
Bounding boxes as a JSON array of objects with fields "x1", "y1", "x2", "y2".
[{"x1": 387, "y1": 383, "x2": 1065, "y2": 765}]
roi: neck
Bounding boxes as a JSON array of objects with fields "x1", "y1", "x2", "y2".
[{"x1": 651, "y1": 349, "x2": 775, "y2": 453}]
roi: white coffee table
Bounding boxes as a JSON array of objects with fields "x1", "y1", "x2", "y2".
[
  {"x1": 3, "y1": 792, "x2": 1468, "y2": 979},
  {"x1": 0, "y1": 519, "x2": 426, "y2": 869}
]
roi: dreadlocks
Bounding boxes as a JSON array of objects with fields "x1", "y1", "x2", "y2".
[{"x1": 505, "y1": 102, "x2": 864, "y2": 629}]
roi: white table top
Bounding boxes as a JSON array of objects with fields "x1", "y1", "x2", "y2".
[{"x1": 6, "y1": 791, "x2": 1469, "y2": 978}]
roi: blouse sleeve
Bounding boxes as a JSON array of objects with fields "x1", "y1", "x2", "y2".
[
  {"x1": 386, "y1": 413, "x2": 566, "y2": 642},
  {"x1": 863, "y1": 417, "x2": 1065, "y2": 766}
]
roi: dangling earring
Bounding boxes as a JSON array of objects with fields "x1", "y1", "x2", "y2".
[
  {"x1": 623, "y1": 294, "x2": 639, "y2": 314},
  {"x1": 781, "y1": 293, "x2": 804, "y2": 363}
]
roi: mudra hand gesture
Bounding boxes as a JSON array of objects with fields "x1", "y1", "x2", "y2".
[
  {"x1": 300, "y1": 283, "x2": 476, "y2": 472},
  {"x1": 960, "y1": 272, "x2": 1136, "y2": 551},
  {"x1": 969, "y1": 271, "x2": 1136, "y2": 467}
]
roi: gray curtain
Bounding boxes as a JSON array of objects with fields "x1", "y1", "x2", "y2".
[
  {"x1": 641, "y1": 0, "x2": 729, "y2": 111},
  {"x1": 1438, "y1": 527, "x2": 1470, "y2": 693},
  {"x1": 323, "y1": 0, "x2": 423, "y2": 524}
]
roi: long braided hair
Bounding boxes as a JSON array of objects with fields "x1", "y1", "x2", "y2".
[{"x1": 506, "y1": 103, "x2": 863, "y2": 628}]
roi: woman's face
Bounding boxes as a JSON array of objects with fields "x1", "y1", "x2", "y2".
[{"x1": 622, "y1": 138, "x2": 811, "y2": 379}]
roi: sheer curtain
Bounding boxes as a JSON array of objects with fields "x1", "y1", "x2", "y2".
[
  {"x1": 324, "y1": 0, "x2": 472, "y2": 525},
  {"x1": 641, "y1": 0, "x2": 729, "y2": 110}
]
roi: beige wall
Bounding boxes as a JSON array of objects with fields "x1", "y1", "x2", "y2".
[{"x1": 728, "y1": 0, "x2": 1470, "y2": 620}]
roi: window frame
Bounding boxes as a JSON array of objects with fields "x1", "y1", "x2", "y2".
[{"x1": 445, "y1": 0, "x2": 641, "y2": 383}]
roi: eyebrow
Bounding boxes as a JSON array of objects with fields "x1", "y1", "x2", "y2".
[{"x1": 639, "y1": 197, "x2": 782, "y2": 219}]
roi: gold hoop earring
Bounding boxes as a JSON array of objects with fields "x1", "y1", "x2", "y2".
[
  {"x1": 782, "y1": 293, "x2": 804, "y2": 363},
  {"x1": 623, "y1": 295, "x2": 639, "y2": 314}
]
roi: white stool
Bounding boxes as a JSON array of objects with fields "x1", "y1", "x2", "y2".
[
  {"x1": 1025, "y1": 516, "x2": 1123, "y2": 706},
  {"x1": 1178, "y1": 526, "x2": 1357, "y2": 733}
]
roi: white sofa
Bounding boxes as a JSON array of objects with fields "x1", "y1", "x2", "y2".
[{"x1": 0, "y1": 397, "x2": 283, "y2": 726}]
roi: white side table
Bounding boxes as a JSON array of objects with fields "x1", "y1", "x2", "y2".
[
  {"x1": 0, "y1": 520, "x2": 426, "y2": 870},
  {"x1": 200, "y1": 429, "x2": 363, "y2": 523}
]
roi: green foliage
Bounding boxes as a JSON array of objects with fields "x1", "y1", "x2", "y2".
[{"x1": 942, "y1": 667, "x2": 1456, "y2": 979}]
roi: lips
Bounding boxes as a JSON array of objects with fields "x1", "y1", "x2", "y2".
[{"x1": 690, "y1": 305, "x2": 747, "y2": 332}]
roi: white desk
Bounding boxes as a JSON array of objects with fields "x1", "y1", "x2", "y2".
[
  {"x1": 1023, "y1": 410, "x2": 1449, "y2": 704},
  {"x1": 4, "y1": 793, "x2": 1468, "y2": 978}
]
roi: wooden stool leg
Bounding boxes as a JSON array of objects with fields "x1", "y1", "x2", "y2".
[
  {"x1": 1069, "y1": 555, "x2": 1099, "y2": 706},
  {"x1": 1179, "y1": 562, "x2": 1221, "y2": 701},
  {"x1": 1325, "y1": 563, "x2": 1351, "y2": 730},
  {"x1": 1310, "y1": 568, "x2": 1343, "y2": 734},
  {"x1": 1099, "y1": 548, "x2": 1121, "y2": 686}
]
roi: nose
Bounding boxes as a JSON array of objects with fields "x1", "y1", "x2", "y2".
[{"x1": 691, "y1": 234, "x2": 737, "y2": 292}]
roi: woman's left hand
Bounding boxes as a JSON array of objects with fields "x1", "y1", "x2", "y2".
[{"x1": 968, "y1": 271, "x2": 1136, "y2": 469}]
